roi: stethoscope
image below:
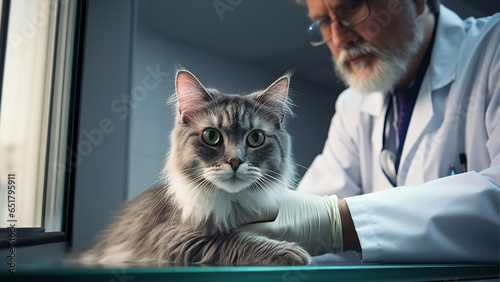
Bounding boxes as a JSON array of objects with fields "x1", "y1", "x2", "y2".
[
  {"x1": 380, "y1": 87, "x2": 418, "y2": 187},
  {"x1": 380, "y1": 97, "x2": 398, "y2": 187},
  {"x1": 379, "y1": 48, "x2": 431, "y2": 187}
]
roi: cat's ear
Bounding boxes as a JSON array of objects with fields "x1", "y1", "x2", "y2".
[
  {"x1": 256, "y1": 75, "x2": 290, "y2": 123},
  {"x1": 175, "y1": 70, "x2": 212, "y2": 123}
]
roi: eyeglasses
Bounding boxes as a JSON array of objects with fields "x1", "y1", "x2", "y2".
[{"x1": 305, "y1": 0, "x2": 371, "y2": 46}]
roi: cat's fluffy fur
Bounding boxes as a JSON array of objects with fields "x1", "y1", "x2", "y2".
[{"x1": 74, "y1": 70, "x2": 310, "y2": 266}]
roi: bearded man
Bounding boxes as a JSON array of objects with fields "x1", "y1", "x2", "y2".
[{"x1": 245, "y1": 0, "x2": 500, "y2": 263}]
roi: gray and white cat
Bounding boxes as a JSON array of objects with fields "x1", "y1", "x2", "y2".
[{"x1": 75, "y1": 70, "x2": 310, "y2": 266}]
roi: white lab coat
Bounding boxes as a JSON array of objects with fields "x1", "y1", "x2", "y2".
[{"x1": 298, "y1": 6, "x2": 500, "y2": 263}]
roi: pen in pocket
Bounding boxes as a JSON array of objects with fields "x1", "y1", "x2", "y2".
[
  {"x1": 460, "y1": 152, "x2": 468, "y2": 173},
  {"x1": 449, "y1": 166, "x2": 456, "y2": 176},
  {"x1": 450, "y1": 153, "x2": 468, "y2": 176}
]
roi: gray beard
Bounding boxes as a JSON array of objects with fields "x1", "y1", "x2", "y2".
[{"x1": 333, "y1": 11, "x2": 426, "y2": 94}]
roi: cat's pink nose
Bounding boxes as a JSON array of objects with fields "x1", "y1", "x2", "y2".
[{"x1": 228, "y1": 158, "x2": 243, "y2": 171}]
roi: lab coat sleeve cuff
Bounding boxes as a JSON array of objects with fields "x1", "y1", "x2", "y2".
[{"x1": 344, "y1": 194, "x2": 381, "y2": 262}]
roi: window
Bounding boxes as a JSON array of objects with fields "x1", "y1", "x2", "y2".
[{"x1": 0, "y1": 0, "x2": 82, "y2": 246}]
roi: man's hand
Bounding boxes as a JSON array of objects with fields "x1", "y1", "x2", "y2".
[{"x1": 242, "y1": 189, "x2": 344, "y2": 256}]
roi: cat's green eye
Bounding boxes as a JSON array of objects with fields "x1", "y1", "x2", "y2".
[
  {"x1": 202, "y1": 128, "x2": 222, "y2": 146},
  {"x1": 247, "y1": 130, "x2": 265, "y2": 148}
]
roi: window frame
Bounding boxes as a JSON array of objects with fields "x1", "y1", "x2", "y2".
[
  {"x1": 0, "y1": 0, "x2": 86, "y2": 249},
  {"x1": 0, "y1": 0, "x2": 10, "y2": 103}
]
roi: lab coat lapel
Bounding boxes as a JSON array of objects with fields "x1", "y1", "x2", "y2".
[
  {"x1": 361, "y1": 91, "x2": 387, "y2": 151},
  {"x1": 398, "y1": 6, "x2": 462, "y2": 185},
  {"x1": 361, "y1": 91, "x2": 392, "y2": 187}
]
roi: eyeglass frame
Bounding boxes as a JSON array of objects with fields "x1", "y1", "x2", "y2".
[{"x1": 305, "y1": 0, "x2": 371, "y2": 47}]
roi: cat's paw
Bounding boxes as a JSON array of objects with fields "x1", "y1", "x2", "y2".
[{"x1": 267, "y1": 242, "x2": 311, "y2": 266}]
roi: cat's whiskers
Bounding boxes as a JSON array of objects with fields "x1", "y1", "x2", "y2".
[
  {"x1": 140, "y1": 178, "x2": 164, "y2": 193},
  {"x1": 144, "y1": 193, "x2": 169, "y2": 224},
  {"x1": 152, "y1": 198, "x2": 170, "y2": 229},
  {"x1": 290, "y1": 160, "x2": 309, "y2": 171},
  {"x1": 143, "y1": 178, "x2": 206, "y2": 229},
  {"x1": 261, "y1": 173, "x2": 293, "y2": 190},
  {"x1": 189, "y1": 178, "x2": 213, "y2": 201},
  {"x1": 253, "y1": 177, "x2": 279, "y2": 195},
  {"x1": 266, "y1": 169, "x2": 299, "y2": 188},
  {"x1": 171, "y1": 167, "x2": 204, "y2": 179},
  {"x1": 152, "y1": 177, "x2": 212, "y2": 230},
  {"x1": 184, "y1": 176, "x2": 216, "y2": 208},
  {"x1": 150, "y1": 173, "x2": 207, "y2": 231},
  {"x1": 179, "y1": 173, "x2": 207, "y2": 188},
  {"x1": 174, "y1": 178, "x2": 218, "y2": 228},
  {"x1": 139, "y1": 185, "x2": 168, "y2": 216},
  {"x1": 242, "y1": 166, "x2": 263, "y2": 179},
  {"x1": 149, "y1": 196, "x2": 178, "y2": 232},
  {"x1": 251, "y1": 180, "x2": 270, "y2": 195},
  {"x1": 164, "y1": 202, "x2": 183, "y2": 233},
  {"x1": 178, "y1": 177, "x2": 212, "y2": 209},
  {"x1": 250, "y1": 178, "x2": 282, "y2": 208}
]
